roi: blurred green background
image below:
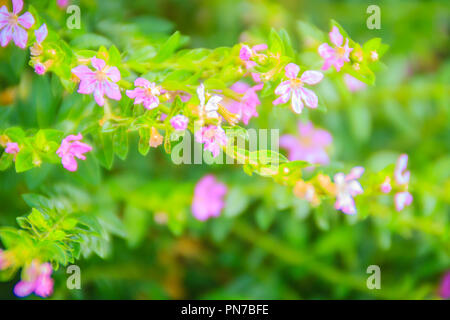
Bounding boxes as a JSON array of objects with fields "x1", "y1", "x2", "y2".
[{"x1": 0, "y1": 0, "x2": 449, "y2": 299}]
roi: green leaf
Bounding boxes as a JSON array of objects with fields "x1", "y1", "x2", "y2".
[
  {"x1": 113, "y1": 127, "x2": 129, "y2": 160},
  {"x1": 138, "y1": 127, "x2": 151, "y2": 156},
  {"x1": 15, "y1": 148, "x2": 36, "y2": 173},
  {"x1": 153, "y1": 31, "x2": 181, "y2": 63}
]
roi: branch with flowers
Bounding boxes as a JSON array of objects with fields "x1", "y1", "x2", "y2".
[{"x1": 0, "y1": 0, "x2": 447, "y2": 299}]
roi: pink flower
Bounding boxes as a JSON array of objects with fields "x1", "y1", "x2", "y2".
[
  {"x1": 56, "y1": 133, "x2": 92, "y2": 172},
  {"x1": 192, "y1": 175, "x2": 227, "y2": 221},
  {"x1": 239, "y1": 43, "x2": 267, "y2": 61},
  {"x1": 195, "y1": 125, "x2": 227, "y2": 158},
  {"x1": 170, "y1": 114, "x2": 189, "y2": 131},
  {"x1": 72, "y1": 57, "x2": 121, "y2": 107},
  {"x1": 273, "y1": 63, "x2": 323, "y2": 114},
  {"x1": 334, "y1": 166, "x2": 364, "y2": 215},
  {"x1": 380, "y1": 176, "x2": 392, "y2": 193},
  {"x1": 56, "y1": 0, "x2": 69, "y2": 8},
  {"x1": 344, "y1": 74, "x2": 366, "y2": 92},
  {"x1": 318, "y1": 26, "x2": 353, "y2": 72},
  {"x1": 280, "y1": 121, "x2": 332, "y2": 166},
  {"x1": 5, "y1": 141, "x2": 19, "y2": 155},
  {"x1": 226, "y1": 81, "x2": 263, "y2": 125},
  {"x1": 126, "y1": 78, "x2": 162, "y2": 110},
  {"x1": 14, "y1": 261, "x2": 54, "y2": 298},
  {"x1": 0, "y1": 0, "x2": 35, "y2": 49},
  {"x1": 393, "y1": 154, "x2": 413, "y2": 211},
  {"x1": 34, "y1": 61, "x2": 46, "y2": 75},
  {"x1": 439, "y1": 272, "x2": 450, "y2": 299}
]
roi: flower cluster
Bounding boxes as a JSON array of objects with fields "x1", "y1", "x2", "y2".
[
  {"x1": 333, "y1": 167, "x2": 364, "y2": 215},
  {"x1": 13, "y1": 261, "x2": 54, "y2": 298}
]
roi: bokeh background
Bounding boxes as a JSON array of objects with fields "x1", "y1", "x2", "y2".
[{"x1": 0, "y1": 0, "x2": 449, "y2": 299}]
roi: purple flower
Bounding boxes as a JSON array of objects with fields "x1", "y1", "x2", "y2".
[
  {"x1": 126, "y1": 77, "x2": 162, "y2": 110},
  {"x1": 273, "y1": 63, "x2": 323, "y2": 114},
  {"x1": 318, "y1": 26, "x2": 353, "y2": 72},
  {"x1": 170, "y1": 114, "x2": 189, "y2": 131},
  {"x1": 280, "y1": 121, "x2": 332, "y2": 166},
  {"x1": 226, "y1": 81, "x2": 263, "y2": 125},
  {"x1": 344, "y1": 74, "x2": 366, "y2": 92},
  {"x1": 192, "y1": 175, "x2": 227, "y2": 221},
  {"x1": 195, "y1": 125, "x2": 227, "y2": 158},
  {"x1": 34, "y1": 23, "x2": 47, "y2": 44},
  {"x1": 334, "y1": 166, "x2": 364, "y2": 215},
  {"x1": 5, "y1": 141, "x2": 19, "y2": 155},
  {"x1": 72, "y1": 57, "x2": 121, "y2": 107},
  {"x1": 0, "y1": 0, "x2": 35, "y2": 49},
  {"x1": 56, "y1": 133, "x2": 92, "y2": 172},
  {"x1": 14, "y1": 261, "x2": 54, "y2": 298},
  {"x1": 393, "y1": 154, "x2": 413, "y2": 211},
  {"x1": 439, "y1": 272, "x2": 450, "y2": 299}
]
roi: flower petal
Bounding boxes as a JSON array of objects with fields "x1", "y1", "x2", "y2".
[
  {"x1": 394, "y1": 192, "x2": 413, "y2": 212},
  {"x1": 0, "y1": 25, "x2": 13, "y2": 47},
  {"x1": 34, "y1": 23, "x2": 47, "y2": 43},
  {"x1": 318, "y1": 43, "x2": 334, "y2": 59},
  {"x1": 300, "y1": 70, "x2": 323, "y2": 85},
  {"x1": 13, "y1": 280, "x2": 35, "y2": 298},
  {"x1": 197, "y1": 83, "x2": 205, "y2": 107},
  {"x1": 300, "y1": 87, "x2": 318, "y2": 109},
  {"x1": 72, "y1": 65, "x2": 95, "y2": 80},
  {"x1": 329, "y1": 26, "x2": 343, "y2": 47},
  {"x1": 274, "y1": 80, "x2": 291, "y2": 96},
  {"x1": 285, "y1": 63, "x2": 300, "y2": 79},
  {"x1": 105, "y1": 66, "x2": 121, "y2": 82},
  {"x1": 12, "y1": 0, "x2": 23, "y2": 15},
  {"x1": 291, "y1": 89, "x2": 303, "y2": 114},
  {"x1": 18, "y1": 11, "x2": 34, "y2": 29},
  {"x1": 91, "y1": 57, "x2": 106, "y2": 71},
  {"x1": 12, "y1": 25, "x2": 28, "y2": 49},
  {"x1": 104, "y1": 81, "x2": 122, "y2": 101},
  {"x1": 134, "y1": 77, "x2": 150, "y2": 88}
]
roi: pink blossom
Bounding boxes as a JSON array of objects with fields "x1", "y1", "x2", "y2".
[
  {"x1": 34, "y1": 61, "x2": 46, "y2": 75},
  {"x1": 280, "y1": 121, "x2": 332, "y2": 166},
  {"x1": 239, "y1": 43, "x2": 267, "y2": 61},
  {"x1": 126, "y1": 78, "x2": 161, "y2": 110},
  {"x1": 192, "y1": 175, "x2": 227, "y2": 221},
  {"x1": 56, "y1": 133, "x2": 92, "y2": 172},
  {"x1": 439, "y1": 272, "x2": 450, "y2": 299},
  {"x1": 380, "y1": 176, "x2": 392, "y2": 193},
  {"x1": 318, "y1": 26, "x2": 353, "y2": 72},
  {"x1": 195, "y1": 125, "x2": 227, "y2": 158},
  {"x1": 273, "y1": 63, "x2": 323, "y2": 114},
  {"x1": 344, "y1": 74, "x2": 366, "y2": 92},
  {"x1": 334, "y1": 166, "x2": 364, "y2": 215},
  {"x1": 5, "y1": 141, "x2": 19, "y2": 155},
  {"x1": 0, "y1": 0, "x2": 35, "y2": 49},
  {"x1": 226, "y1": 81, "x2": 263, "y2": 125},
  {"x1": 34, "y1": 23, "x2": 47, "y2": 44},
  {"x1": 72, "y1": 57, "x2": 121, "y2": 107},
  {"x1": 393, "y1": 154, "x2": 413, "y2": 211},
  {"x1": 56, "y1": 0, "x2": 69, "y2": 8},
  {"x1": 170, "y1": 114, "x2": 189, "y2": 131},
  {"x1": 14, "y1": 261, "x2": 54, "y2": 298}
]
